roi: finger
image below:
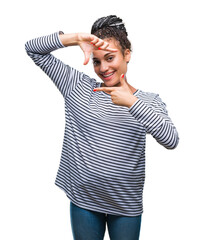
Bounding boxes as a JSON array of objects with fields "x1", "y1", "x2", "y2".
[
  {"x1": 83, "y1": 51, "x2": 91, "y2": 65},
  {"x1": 96, "y1": 41, "x2": 118, "y2": 52},
  {"x1": 94, "y1": 41, "x2": 109, "y2": 51},
  {"x1": 93, "y1": 87, "x2": 116, "y2": 92},
  {"x1": 101, "y1": 42, "x2": 109, "y2": 49},
  {"x1": 91, "y1": 37, "x2": 99, "y2": 45},
  {"x1": 96, "y1": 46, "x2": 118, "y2": 52},
  {"x1": 85, "y1": 35, "x2": 95, "y2": 42},
  {"x1": 91, "y1": 38, "x2": 118, "y2": 52},
  {"x1": 105, "y1": 47, "x2": 118, "y2": 52},
  {"x1": 94, "y1": 40, "x2": 104, "y2": 47},
  {"x1": 120, "y1": 73, "x2": 127, "y2": 85}
]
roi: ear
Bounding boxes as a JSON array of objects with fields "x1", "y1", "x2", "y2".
[{"x1": 124, "y1": 49, "x2": 131, "y2": 63}]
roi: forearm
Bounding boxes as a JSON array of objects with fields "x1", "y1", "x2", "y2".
[
  {"x1": 129, "y1": 97, "x2": 179, "y2": 149},
  {"x1": 25, "y1": 32, "x2": 65, "y2": 56},
  {"x1": 58, "y1": 32, "x2": 79, "y2": 47},
  {"x1": 25, "y1": 31, "x2": 77, "y2": 97}
]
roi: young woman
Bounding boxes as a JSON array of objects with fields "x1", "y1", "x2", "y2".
[{"x1": 25, "y1": 15, "x2": 179, "y2": 240}]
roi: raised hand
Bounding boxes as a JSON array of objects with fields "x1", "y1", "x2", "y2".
[{"x1": 77, "y1": 33, "x2": 118, "y2": 65}]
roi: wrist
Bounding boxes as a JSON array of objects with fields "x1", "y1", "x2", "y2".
[{"x1": 59, "y1": 33, "x2": 79, "y2": 47}]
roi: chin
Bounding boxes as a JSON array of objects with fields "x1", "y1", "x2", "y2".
[
  {"x1": 104, "y1": 82, "x2": 114, "y2": 87},
  {"x1": 103, "y1": 80, "x2": 120, "y2": 87}
]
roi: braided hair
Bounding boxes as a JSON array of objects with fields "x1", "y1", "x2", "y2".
[{"x1": 91, "y1": 15, "x2": 132, "y2": 56}]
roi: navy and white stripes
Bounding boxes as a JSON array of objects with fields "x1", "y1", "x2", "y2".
[{"x1": 25, "y1": 31, "x2": 179, "y2": 216}]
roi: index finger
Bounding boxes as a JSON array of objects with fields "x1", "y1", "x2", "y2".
[
  {"x1": 93, "y1": 87, "x2": 116, "y2": 92},
  {"x1": 91, "y1": 44, "x2": 118, "y2": 52},
  {"x1": 90, "y1": 38, "x2": 118, "y2": 52},
  {"x1": 105, "y1": 47, "x2": 118, "y2": 52}
]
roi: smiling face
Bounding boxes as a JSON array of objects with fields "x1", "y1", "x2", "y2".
[{"x1": 92, "y1": 38, "x2": 131, "y2": 87}]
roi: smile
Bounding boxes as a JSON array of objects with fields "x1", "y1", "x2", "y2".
[{"x1": 101, "y1": 71, "x2": 116, "y2": 80}]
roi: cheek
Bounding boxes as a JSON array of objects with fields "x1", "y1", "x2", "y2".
[
  {"x1": 112, "y1": 60, "x2": 122, "y2": 70},
  {"x1": 115, "y1": 61, "x2": 126, "y2": 72},
  {"x1": 93, "y1": 66, "x2": 99, "y2": 73}
]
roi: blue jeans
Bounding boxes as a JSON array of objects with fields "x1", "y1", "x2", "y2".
[{"x1": 70, "y1": 201, "x2": 142, "y2": 240}]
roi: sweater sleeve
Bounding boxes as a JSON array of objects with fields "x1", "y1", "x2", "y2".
[
  {"x1": 128, "y1": 94, "x2": 179, "y2": 149},
  {"x1": 25, "y1": 31, "x2": 83, "y2": 98}
]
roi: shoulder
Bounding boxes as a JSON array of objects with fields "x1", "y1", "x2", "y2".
[
  {"x1": 138, "y1": 89, "x2": 168, "y2": 113},
  {"x1": 77, "y1": 71, "x2": 99, "y2": 87},
  {"x1": 137, "y1": 89, "x2": 159, "y2": 105}
]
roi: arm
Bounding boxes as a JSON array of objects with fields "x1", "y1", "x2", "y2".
[
  {"x1": 128, "y1": 94, "x2": 179, "y2": 149},
  {"x1": 59, "y1": 32, "x2": 118, "y2": 65},
  {"x1": 25, "y1": 31, "x2": 83, "y2": 97},
  {"x1": 58, "y1": 32, "x2": 78, "y2": 46},
  {"x1": 25, "y1": 31, "x2": 117, "y2": 97}
]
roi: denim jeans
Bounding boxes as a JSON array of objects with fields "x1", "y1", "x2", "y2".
[{"x1": 70, "y1": 201, "x2": 142, "y2": 240}]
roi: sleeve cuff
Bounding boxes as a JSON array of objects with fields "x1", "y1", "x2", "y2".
[{"x1": 56, "y1": 31, "x2": 66, "y2": 48}]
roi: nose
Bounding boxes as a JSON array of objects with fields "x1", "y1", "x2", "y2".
[{"x1": 99, "y1": 61, "x2": 109, "y2": 73}]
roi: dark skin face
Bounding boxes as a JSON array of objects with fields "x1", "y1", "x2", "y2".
[{"x1": 92, "y1": 38, "x2": 137, "y2": 93}]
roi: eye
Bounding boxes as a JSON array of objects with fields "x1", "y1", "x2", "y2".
[
  {"x1": 107, "y1": 56, "x2": 114, "y2": 61},
  {"x1": 93, "y1": 60, "x2": 100, "y2": 66}
]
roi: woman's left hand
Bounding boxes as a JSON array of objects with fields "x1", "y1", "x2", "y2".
[{"x1": 93, "y1": 74, "x2": 138, "y2": 108}]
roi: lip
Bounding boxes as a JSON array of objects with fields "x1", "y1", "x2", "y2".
[{"x1": 100, "y1": 71, "x2": 116, "y2": 81}]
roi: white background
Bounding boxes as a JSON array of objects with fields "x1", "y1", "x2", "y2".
[{"x1": 1, "y1": 0, "x2": 203, "y2": 239}]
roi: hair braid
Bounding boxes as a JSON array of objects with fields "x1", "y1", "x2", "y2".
[{"x1": 91, "y1": 15, "x2": 132, "y2": 55}]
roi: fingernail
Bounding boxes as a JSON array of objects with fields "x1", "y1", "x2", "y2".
[
  {"x1": 98, "y1": 47, "x2": 101, "y2": 50},
  {"x1": 122, "y1": 74, "x2": 124, "y2": 78},
  {"x1": 93, "y1": 89, "x2": 97, "y2": 91}
]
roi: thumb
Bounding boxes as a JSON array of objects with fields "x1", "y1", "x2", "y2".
[
  {"x1": 83, "y1": 51, "x2": 91, "y2": 65},
  {"x1": 120, "y1": 73, "x2": 126, "y2": 85}
]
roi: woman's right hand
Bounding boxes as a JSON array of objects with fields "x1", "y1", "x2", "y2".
[{"x1": 77, "y1": 33, "x2": 118, "y2": 65}]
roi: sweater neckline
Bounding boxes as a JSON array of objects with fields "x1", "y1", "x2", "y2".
[{"x1": 98, "y1": 82, "x2": 139, "y2": 96}]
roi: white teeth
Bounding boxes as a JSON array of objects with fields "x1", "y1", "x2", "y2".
[{"x1": 103, "y1": 72, "x2": 114, "y2": 77}]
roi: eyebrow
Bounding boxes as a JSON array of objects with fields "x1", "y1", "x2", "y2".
[{"x1": 92, "y1": 52, "x2": 113, "y2": 60}]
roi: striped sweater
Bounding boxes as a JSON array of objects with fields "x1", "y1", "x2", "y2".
[{"x1": 25, "y1": 31, "x2": 179, "y2": 216}]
